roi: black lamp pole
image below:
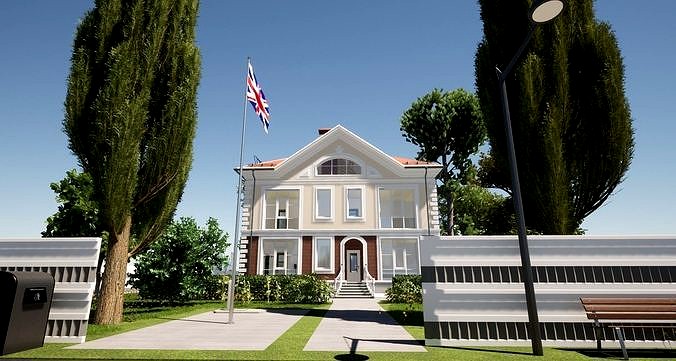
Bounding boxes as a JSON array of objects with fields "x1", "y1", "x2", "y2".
[{"x1": 495, "y1": 0, "x2": 564, "y2": 356}]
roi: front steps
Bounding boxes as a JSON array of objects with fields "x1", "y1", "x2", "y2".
[{"x1": 335, "y1": 281, "x2": 373, "y2": 298}]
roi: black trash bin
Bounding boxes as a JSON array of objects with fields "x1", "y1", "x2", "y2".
[{"x1": 0, "y1": 271, "x2": 55, "y2": 355}]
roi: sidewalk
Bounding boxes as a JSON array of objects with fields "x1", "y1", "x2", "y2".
[
  {"x1": 304, "y1": 298, "x2": 426, "y2": 352},
  {"x1": 68, "y1": 308, "x2": 306, "y2": 350},
  {"x1": 68, "y1": 298, "x2": 424, "y2": 352}
]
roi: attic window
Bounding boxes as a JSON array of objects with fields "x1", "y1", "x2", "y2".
[{"x1": 317, "y1": 158, "x2": 361, "y2": 175}]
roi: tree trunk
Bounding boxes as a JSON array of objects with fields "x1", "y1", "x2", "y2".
[
  {"x1": 94, "y1": 250, "x2": 105, "y2": 301},
  {"x1": 94, "y1": 216, "x2": 131, "y2": 324}
]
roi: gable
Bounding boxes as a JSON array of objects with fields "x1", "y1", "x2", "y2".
[
  {"x1": 273, "y1": 125, "x2": 429, "y2": 179},
  {"x1": 283, "y1": 137, "x2": 400, "y2": 181}
]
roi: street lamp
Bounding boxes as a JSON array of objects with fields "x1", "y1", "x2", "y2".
[{"x1": 495, "y1": 0, "x2": 564, "y2": 356}]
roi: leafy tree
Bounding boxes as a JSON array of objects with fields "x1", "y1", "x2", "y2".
[
  {"x1": 400, "y1": 89, "x2": 486, "y2": 234},
  {"x1": 475, "y1": 0, "x2": 634, "y2": 234},
  {"x1": 43, "y1": 169, "x2": 101, "y2": 238},
  {"x1": 43, "y1": 169, "x2": 108, "y2": 298},
  {"x1": 450, "y1": 166, "x2": 515, "y2": 235},
  {"x1": 63, "y1": 0, "x2": 200, "y2": 323},
  {"x1": 129, "y1": 217, "x2": 229, "y2": 301}
]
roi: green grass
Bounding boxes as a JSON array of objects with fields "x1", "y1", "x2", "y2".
[{"x1": 2, "y1": 301, "x2": 672, "y2": 360}]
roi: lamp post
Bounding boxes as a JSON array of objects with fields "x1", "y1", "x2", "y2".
[{"x1": 495, "y1": 0, "x2": 564, "y2": 356}]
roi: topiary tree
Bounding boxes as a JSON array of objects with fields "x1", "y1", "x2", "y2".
[
  {"x1": 400, "y1": 89, "x2": 486, "y2": 234},
  {"x1": 475, "y1": 0, "x2": 634, "y2": 234}
]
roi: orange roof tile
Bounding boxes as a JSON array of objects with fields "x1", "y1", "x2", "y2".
[
  {"x1": 247, "y1": 158, "x2": 286, "y2": 168},
  {"x1": 392, "y1": 156, "x2": 440, "y2": 166}
]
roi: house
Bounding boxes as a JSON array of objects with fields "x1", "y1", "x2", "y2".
[{"x1": 236, "y1": 125, "x2": 442, "y2": 296}]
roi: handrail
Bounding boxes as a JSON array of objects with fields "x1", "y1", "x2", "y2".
[
  {"x1": 364, "y1": 266, "x2": 375, "y2": 298},
  {"x1": 333, "y1": 264, "x2": 345, "y2": 296}
]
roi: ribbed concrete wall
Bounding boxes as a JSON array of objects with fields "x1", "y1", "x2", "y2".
[
  {"x1": 420, "y1": 235, "x2": 676, "y2": 348},
  {"x1": 0, "y1": 238, "x2": 101, "y2": 343}
]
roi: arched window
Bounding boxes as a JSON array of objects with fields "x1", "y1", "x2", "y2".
[{"x1": 317, "y1": 158, "x2": 361, "y2": 175}]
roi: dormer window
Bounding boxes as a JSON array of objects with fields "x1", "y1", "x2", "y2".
[{"x1": 317, "y1": 158, "x2": 361, "y2": 175}]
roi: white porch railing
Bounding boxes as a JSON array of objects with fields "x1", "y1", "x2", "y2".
[
  {"x1": 364, "y1": 266, "x2": 375, "y2": 297},
  {"x1": 333, "y1": 264, "x2": 345, "y2": 295}
]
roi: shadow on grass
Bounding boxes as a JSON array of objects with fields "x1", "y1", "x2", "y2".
[
  {"x1": 560, "y1": 348, "x2": 676, "y2": 359},
  {"x1": 437, "y1": 346, "x2": 534, "y2": 356}
]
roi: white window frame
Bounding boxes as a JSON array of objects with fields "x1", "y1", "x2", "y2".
[
  {"x1": 258, "y1": 237, "x2": 302, "y2": 275},
  {"x1": 377, "y1": 186, "x2": 419, "y2": 229},
  {"x1": 261, "y1": 187, "x2": 302, "y2": 230},
  {"x1": 312, "y1": 236, "x2": 334, "y2": 273},
  {"x1": 315, "y1": 157, "x2": 363, "y2": 176},
  {"x1": 314, "y1": 186, "x2": 334, "y2": 221},
  {"x1": 379, "y1": 237, "x2": 419, "y2": 280},
  {"x1": 344, "y1": 185, "x2": 365, "y2": 221}
]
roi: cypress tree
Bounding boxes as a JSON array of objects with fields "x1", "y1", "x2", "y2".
[
  {"x1": 475, "y1": 0, "x2": 634, "y2": 234},
  {"x1": 64, "y1": 0, "x2": 200, "y2": 324}
]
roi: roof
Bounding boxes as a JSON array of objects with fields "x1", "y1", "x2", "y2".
[
  {"x1": 248, "y1": 158, "x2": 286, "y2": 168},
  {"x1": 246, "y1": 156, "x2": 440, "y2": 170},
  {"x1": 391, "y1": 156, "x2": 440, "y2": 167},
  {"x1": 238, "y1": 125, "x2": 442, "y2": 173}
]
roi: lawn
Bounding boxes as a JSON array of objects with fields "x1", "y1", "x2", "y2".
[{"x1": 2, "y1": 301, "x2": 672, "y2": 360}]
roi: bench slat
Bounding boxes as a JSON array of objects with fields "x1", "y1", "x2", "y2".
[
  {"x1": 585, "y1": 312, "x2": 676, "y2": 320},
  {"x1": 583, "y1": 304, "x2": 676, "y2": 312},
  {"x1": 580, "y1": 297, "x2": 676, "y2": 305}
]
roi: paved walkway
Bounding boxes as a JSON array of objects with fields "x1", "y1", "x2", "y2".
[
  {"x1": 68, "y1": 309, "x2": 306, "y2": 350},
  {"x1": 304, "y1": 298, "x2": 426, "y2": 352},
  {"x1": 69, "y1": 298, "x2": 424, "y2": 352}
]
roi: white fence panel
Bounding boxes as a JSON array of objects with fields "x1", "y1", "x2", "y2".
[
  {"x1": 420, "y1": 235, "x2": 676, "y2": 348},
  {"x1": 0, "y1": 238, "x2": 101, "y2": 343}
]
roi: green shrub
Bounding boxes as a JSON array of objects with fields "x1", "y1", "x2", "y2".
[
  {"x1": 128, "y1": 217, "x2": 229, "y2": 302},
  {"x1": 233, "y1": 274, "x2": 332, "y2": 304},
  {"x1": 385, "y1": 274, "x2": 422, "y2": 304}
]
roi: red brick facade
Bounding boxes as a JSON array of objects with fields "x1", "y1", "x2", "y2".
[{"x1": 244, "y1": 235, "x2": 379, "y2": 280}]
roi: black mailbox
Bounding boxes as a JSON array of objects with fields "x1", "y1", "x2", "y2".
[{"x1": 0, "y1": 271, "x2": 55, "y2": 355}]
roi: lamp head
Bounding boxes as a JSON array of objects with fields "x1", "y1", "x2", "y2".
[{"x1": 529, "y1": 0, "x2": 564, "y2": 24}]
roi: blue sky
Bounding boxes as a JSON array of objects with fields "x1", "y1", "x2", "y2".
[{"x1": 1, "y1": 1, "x2": 674, "y2": 238}]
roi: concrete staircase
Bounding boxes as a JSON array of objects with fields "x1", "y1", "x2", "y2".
[{"x1": 335, "y1": 282, "x2": 373, "y2": 298}]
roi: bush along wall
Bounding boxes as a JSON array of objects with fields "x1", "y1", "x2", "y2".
[
  {"x1": 385, "y1": 274, "x2": 422, "y2": 304},
  {"x1": 231, "y1": 274, "x2": 333, "y2": 304}
]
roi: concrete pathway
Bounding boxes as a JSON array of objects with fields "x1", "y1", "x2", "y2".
[
  {"x1": 304, "y1": 298, "x2": 426, "y2": 352},
  {"x1": 68, "y1": 308, "x2": 306, "y2": 350}
]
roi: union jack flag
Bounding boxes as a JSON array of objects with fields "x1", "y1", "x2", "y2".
[{"x1": 246, "y1": 61, "x2": 271, "y2": 133}]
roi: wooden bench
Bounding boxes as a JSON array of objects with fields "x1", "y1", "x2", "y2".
[{"x1": 580, "y1": 297, "x2": 676, "y2": 359}]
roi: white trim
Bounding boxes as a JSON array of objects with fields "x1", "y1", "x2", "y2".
[
  {"x1": 261, "y1": 186, "x2": 303, "y2": 230},
  {"x1": 339, "y1": 236, "x2": 368, "y2": 282},
  {"x1": 376, "y1": 186, "x2": 419, "y2": 229},
  {"x1": 314, "y1": 154, "x2": 364, "y2": 177},
  {"x1": 312, "y1": 236, "x2": 335, "y2": 273},
  {"x1": 313, "y1": 186, "x2": 334, "y2": 221},
  {"x1": 272, "y1": 125, "x2": 433, "y2": 178},
  {"x1": 379, "y1": 236, "x2": 420, "y2": 280},
  {"x1": 344, "y1": 185, "x2": 365, "y2": 221},
  {"x1": 257, "y1": 236, "x2": 302, "y2": 275}
]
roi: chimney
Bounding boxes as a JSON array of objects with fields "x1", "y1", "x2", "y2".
[{"x1": 318, "y1": 128, "x2": 331, "y2": 136}]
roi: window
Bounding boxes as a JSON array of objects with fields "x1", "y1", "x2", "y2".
[
  {"x1": 264, "y1": 190, "x2": 299, "y2": 229},
  {"x1": 314, "y1": 237, "x2": 333, "y2": 272},
  {"x1": 378, "y1": 188, "x2": 416, "y2": 228},
  {"x1": 317, "y1": 158, "x2": 361, "y2": 175},
  {"x1": 346, "y1": 187, "x2": 363, "y2": 219},
  {"x1": 380, "y1": 238, "x2": 419, "y2": 280},
  {"x1": 261, "y1": 238, "x2": 299, "y2": 275},
  {"x1": 315, "y1": 187, "x2": 332, "y2": 220}
]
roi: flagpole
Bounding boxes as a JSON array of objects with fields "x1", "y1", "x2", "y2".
[{"x1": 227, "y1": 56, "x2": 250, "y2": 323}]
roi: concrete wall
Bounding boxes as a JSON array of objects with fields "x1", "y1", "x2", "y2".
[
  {"x1": 0, "y1": 238, "x2": 101, "y2": 343},
  {"x1": 420, "y1": 235, "x2": 676, "y2": 348}
]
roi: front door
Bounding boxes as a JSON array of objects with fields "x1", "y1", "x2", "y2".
[{"x1": 346, "y1": 250, "x2": 361, "y2": 282}]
